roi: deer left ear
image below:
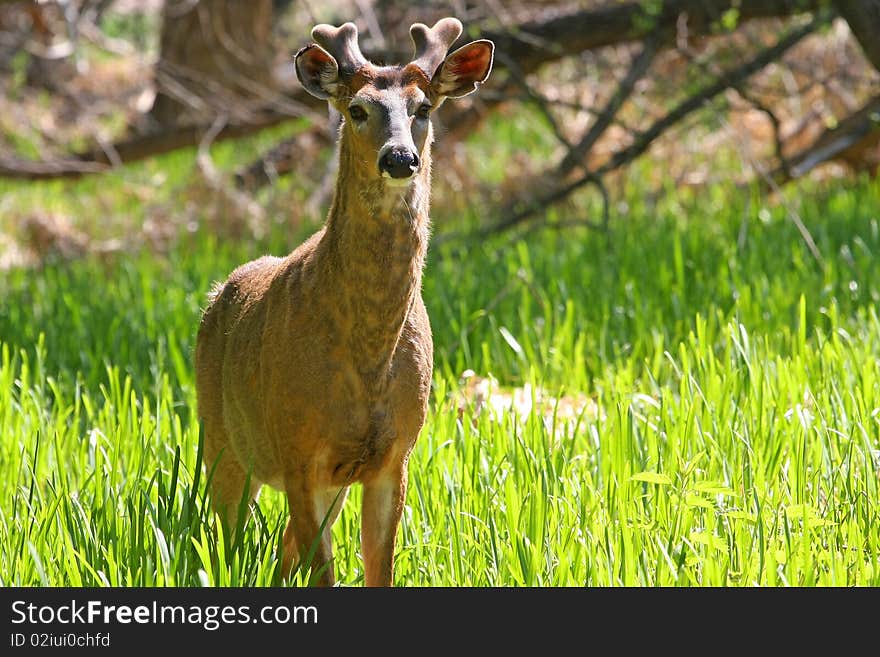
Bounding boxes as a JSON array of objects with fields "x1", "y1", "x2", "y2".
[
  {"x1": 430, "y1": 39, "x2": 494, "y2": 99},
  {"x1": 295, "y1": 43, "x2": 341, "y2": 100}
]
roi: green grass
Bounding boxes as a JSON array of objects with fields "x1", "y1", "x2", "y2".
[{"x1": 1, "y1": 132, "x2": 879, "y2": 585}]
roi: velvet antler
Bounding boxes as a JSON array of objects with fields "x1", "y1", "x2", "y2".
[
  {"x1": 311, "y1": 22, "x2": 368, "y2": 75},
  {"x1": 409, "y1": 17, "x2": 463, "y2": 78}
]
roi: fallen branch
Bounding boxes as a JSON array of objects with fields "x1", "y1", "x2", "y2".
[
  {"x1": 234, "y1": 125, "x2": 332, "y2": 189},
  {"x1": 0, "y1": 157, "x2": 107, "y2": 177},
  {"x1": 0, "y1": 102, "x2": 321, "y2": 180},
  {"x1": 770, "y1": 93, "x2": 880, "y2": 183}
]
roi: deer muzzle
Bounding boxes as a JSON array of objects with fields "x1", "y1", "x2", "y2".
[{"x1": 378, "y1": 146, "x2": 420, "y2": 180}]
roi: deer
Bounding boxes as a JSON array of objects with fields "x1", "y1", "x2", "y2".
[{"x1": 194, "y1": 17, "x2": 493, "y2": 586}]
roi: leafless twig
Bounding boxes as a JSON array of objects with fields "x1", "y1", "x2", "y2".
[
  {"x1": 478, "y1": 12, "x2": 828, "y2": 237},
  {"x1": 557, "y1": 37, "x2": 657, "y2": 177}
]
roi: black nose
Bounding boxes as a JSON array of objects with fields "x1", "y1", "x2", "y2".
[{"x1": 379, "y1": 148, "x2": 419, "y2": 179}]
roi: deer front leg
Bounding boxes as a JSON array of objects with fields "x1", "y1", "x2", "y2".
[
  {"x1": 284, "y1": 483, "x2": 345, "y2": 586},
  {"x1": 361, "y1": 462, "x2": 408, "y2": 587}
]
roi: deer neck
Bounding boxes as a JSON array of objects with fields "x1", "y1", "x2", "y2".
[{"x1": 314, "y1": 132, "x2": 431, "y2": 382}]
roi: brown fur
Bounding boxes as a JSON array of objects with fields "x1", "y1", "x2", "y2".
[{"x1": 195, "y1": 19, "x2": 492, "y2": 587}]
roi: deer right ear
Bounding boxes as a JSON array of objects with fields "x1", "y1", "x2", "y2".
[
  {"x1": 295, "y1": 44, "x2": 340, "y2": 99},
  {"x1": 430, "y1": 40, "x2": 494, "y2": 99}
]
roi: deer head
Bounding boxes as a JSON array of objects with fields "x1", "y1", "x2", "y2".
[{"x1": 295, "y1": 18, "x2": 494, "y2": 185}]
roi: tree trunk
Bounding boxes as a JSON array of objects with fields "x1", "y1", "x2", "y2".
[
  {"x1": 834, "y1": 1, "x2": 880, "y2": 72},
  {"x1": 149, "y1": 0, "x2": 276, "y2": 128}
]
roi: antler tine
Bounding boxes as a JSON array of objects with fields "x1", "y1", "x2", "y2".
[
  {"x1": 311, "y1": 22, "x2": 368, "y2": 75},
  {"x1": 409, "y1": 17, "x2": 463, "y2": 78}
]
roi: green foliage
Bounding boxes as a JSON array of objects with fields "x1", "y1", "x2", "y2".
[
  {"x1": 98, "y1": 10, "x2": 161, "y2": 55},
  {"x1": 1, "y1": 152, "x2": 879, "y2": 585},
  {"x1": 718, "y1": 8, "x2": 741, "y2": 33}
]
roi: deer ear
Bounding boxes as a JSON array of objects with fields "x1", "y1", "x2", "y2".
[
  {"x1": 295, "y1": 44, "x2": 340, "y2": 99},
  {"x1": 430, "y1": 39, "x2": 494, "y2": 99}
]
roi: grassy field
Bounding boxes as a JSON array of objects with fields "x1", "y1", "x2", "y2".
[{"x1": 1, "y1": 123, "x2": 879, "y2": 585}]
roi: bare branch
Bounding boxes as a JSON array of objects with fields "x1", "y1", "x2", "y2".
[
  {"x1": 0, "y1": 157, "x2": 108, "y2": 177},
  {"x1": 479, "y1": 12, "x2": 829, "y2": 237},
  {"x1": 557, "y1": 37, "x2": 658, "y2": 177},
  {"x1": 496, "y1": 51, "x2": 572, "y2": 148},
  {"x1": 480, "y1": 0, "x2": 825, "y2": 77},
  {"x1": 721, "y1": 114, "x2": 825, "y2": 268},
  {"x1": 734, "y1": 87, "x2": 791, "y2": 179},
  {"x1": 771, "y1": 93, "x2": 880, "y2": 182},
  {"x1": 0, "y1": 110, "x2": 297, "y2": 180}
]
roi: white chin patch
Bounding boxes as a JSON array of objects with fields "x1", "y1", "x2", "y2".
[{"x1": 381, "y1": 172, "x2": 415, "y2": 188}]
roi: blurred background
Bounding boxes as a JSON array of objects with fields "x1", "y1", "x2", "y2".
[{"x1": 0, "y1": 0, "x2": 877, "y2": 267}]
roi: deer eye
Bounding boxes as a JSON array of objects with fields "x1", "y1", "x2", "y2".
[
  {"x1": 348, "y1": 105, "x2": 368, "y2": 122},
  {"x1": 415, "y1": 104, "x2": 431, "y2": 120}
]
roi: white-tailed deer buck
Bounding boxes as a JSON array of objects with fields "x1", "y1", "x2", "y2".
[{"x1": 195, "y1": 18, "x2": 493, "y2": 586}]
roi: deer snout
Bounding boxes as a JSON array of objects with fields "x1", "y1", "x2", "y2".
[{"x1": 378, "y1": 146, "x2": 420, "y2": 179}]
